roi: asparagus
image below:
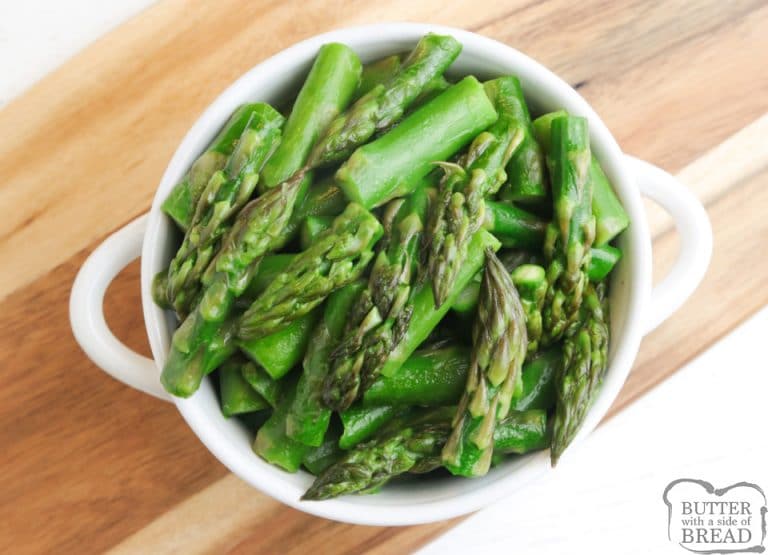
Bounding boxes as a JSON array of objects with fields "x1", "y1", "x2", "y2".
[
  {"x1": 300, "y1": 215, "x2": 334, "y2": 249},
  {"x1": 253, "y1": 378, "x2": 308, "y2": 472},
  {"x1": 512, "y1": 348, "x2": 561, "y2": 411},
  {"x1": 588, "y1": 244, "x2": 622, "y2": 282},
  {"x1": 362, "y1": 345, "x2": 469, "y2": 408},
  {"x1": 239, "y1": 309, "x2": 320, "y2": 379},
  {"x1": 533, "y1": 110, "x2": 629, "y2": 246},
  {"x1": 162, "y1": 104, "x2": 270, "y2": 230},
  {"x1": 302, "y1": 426, "x2": 344, "y2": 475},
  {"x1": 219, "y1": 357, "x2": 269, "y2": 417},
  {"x1": 551, "y1": 282, "x2": 609, "y2": 465},
  {"x1": 240, "y1": 360, "x2": 282, "y2": 408},
  {"x1": 238, "y1": 203, "x2": 383, "y2": 339},
  {"x1": 424, "y1": 76, "x2": 525, "y2": 306},
  {"x1": 484, "y1": 200, "x2": 547, "y2": 249},
  {"x1": 339, "y1": 404, "x2": 401, "y2": 450},
  {"x1": 442, "y1": 249, "x2": 527, "y2": 477},
  {"x1": 324, "y1": 187, "x2": 429, "y2": 411},
  {"x1": 309, "y1": 34, "x2": 461, "y2": 168},
  {"x1": 541, "y1": 115, "x2": 596, "y2": 345},
  {"x1": 260, "y1": 43, "x2": 362, "y2": 190},
  {"x1": 497, "y1": 77, "x2": 547, "y2": 205},
  {"x1": 511, "y1": 264, "x2": 548, "y2": 355},
  {"x1": 161, "y1": 178, "x2": 304, "y2": 397},
  {"x1": 164, "y1": 104, "x2": 284, "y2": 315},
  {"x1": 356, "y1": 55, "x2": 401, "y2": 99},
  {"x1": 304, "y1": 407, "x2": 548, "y2": 500},
  {"x1": 286, "y1": 282, "x2": 365, "y2": 447},
  {"x1": 335, "y1": 75, "x2": 498, "y2": 209},
  {"x1": 277, "y1": 178, "x2": 347, "y2": 244}
]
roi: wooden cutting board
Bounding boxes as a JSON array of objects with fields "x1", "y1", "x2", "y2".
[{"x1": 1, "y1": 0, "x2": 767, "y2": 553}]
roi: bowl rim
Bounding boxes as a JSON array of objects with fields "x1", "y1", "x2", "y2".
[{"x1": 141, "y1": 22, "x2": 652, "y2": 525}]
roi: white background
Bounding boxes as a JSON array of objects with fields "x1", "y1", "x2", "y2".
[{"x1": 3, "y1": 3, "x2": 766, "y2": 553}]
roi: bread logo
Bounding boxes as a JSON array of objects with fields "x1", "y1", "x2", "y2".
[{"x1": 663, "y1": 479, "x2": 767, "y2": 553}]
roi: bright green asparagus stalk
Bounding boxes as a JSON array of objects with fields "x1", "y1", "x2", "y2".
[
  {"x1": 356, "y1": 55, "x2": 401, "y2": 99},
  {"x1": 160, "y1": 179, "x2": 303, "y2": 397},
  {"x1": 323, "y1": 187, "x2": 429, "y2": 411},
  {"x1": 497, "y1": 77, "x2": 547, "y2": 205},
  {"x1": 308, "y1": 33, "x2": 461, "y2": 168},
  {"x1": 335, "y1": 75, "x2": 498, "y2": 209},
  {"x1": 238, "y1": 203, "x2": 383, "y2": 340},
  {"x1": 551, "y1": 281, "x2": 609, "y2": 465},
  {"x1": 511, "y1": 264, "x2": 547, "y2": 355},
  {"x1": 424, "y1": 76, "x2": 526, "y2": 306},
  {"x1": 303, "y1": 406, "x2": 548, "y2": 500},
  {"x1": 541, "y1": 115, "x2": 596, "y2": 345},
  {"x1": 164, "y1": 104, "x2": 284, "y2": 315},
  {"x1": 442, "y1": 249, "x2": 527, "y2": 477},
  {"x1": 162, "y1": 104, "x2": 272, "y2": 230}
]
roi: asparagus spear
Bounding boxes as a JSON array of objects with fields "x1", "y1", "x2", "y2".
[
  {"x1": 335, "y1": 75, "x2": 498, "y2": 209},
  {"x1": 497, "y1": 77, "x2": 547, "y2": 205},
  {"x1": 551, "y1": 282, "x2": 609, "y2": 465},
  {"x1": 541, "y1": 115, "x2": 596, "y2": 345},
  {"x1": 324, "y1": 187, "x2": 429, "y2": 411},
  {"x1": 484, "y1": 200, "x2": 547, "y2": 249},
  {"x1": 304, "y1": 407, "x2": 547, "y2": 500},
  {"x1": 511, "y1": 264, "x2": 548, "y2": 355},
  {"x1": 162, "y1": 104, "x2": 271, "y2": 230},
  {"x1": 339, "y1": 405, "x2": 402, "y2": 450},
  {"x1": 219, "y1": 357, "x2": 269, "y2": 417},
  {"x1": 253, "y1": 378, "x2": 309, "y2": 472},
  {"x1": 309, "y1": 34, "x2": 461, "y2": 168},
  {"x1": 238, "y1": 203, "x2": 383, "y2": 340},
  {"x1": 588, "y1": 244, "x2": 622, "y2": 281},
  {"x1": 356, "y1": 55, "x2": 401, "y2": 99},
  {"x1": 533, "y1": 110, "x2": 629, "y2": 246},
  {"x1": 424, "y1": 76, "x2": 525, "y2": 306},
  {"x1": 260, "y1": 43, "x2": 362, "y2": 190},
  {"x1": 300, "y1": 215, "x2": 334, "y2": 249},
  {"x1": 303, "y1": 425, "x2": 345, "y2": 475},
  {"x1": 240, "y1": 360, "x2": 282, "y2": 408},
  {"x1": 286, "y1": 282, "x2": 365, "y2": 447},
  {"x1": 442, "y1": 249, "x2": 527, "y2": 477},
  {"x1": 164, "y1": 104, "x2": 285, "y2": 315}
]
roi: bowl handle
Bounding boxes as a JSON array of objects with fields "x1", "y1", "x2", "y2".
[
  {"x1": 628, "y1": 155, "x2": 713, "y2": 335},
  {"x1": 70, "y1": 214, "x2": 171, "y2": 401}
]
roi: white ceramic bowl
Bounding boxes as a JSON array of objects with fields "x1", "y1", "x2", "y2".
[{"x1": 70, "y1": 22, "x2": 711, "y2": 525}]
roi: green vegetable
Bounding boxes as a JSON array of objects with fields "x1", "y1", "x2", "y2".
[
  {"x1": 302, "y1": 425, "x2": 344, "y2": 475},
  {"x1": 304, "y1": 407, "x2": 547, "y2": 500},
  {"x1": 241, "y1": 253, "x2": 295, "y2": 300},
  {"x1": 239, "y1": 310, "x2": 320, "y2": 379},
  {"x1": 379, "y1": 229, "x2": 501, "y2": 379},
  {"x1": 497, "y1": 77, "x2": 547, "y2": 205},
  {"x1": 309, "y1": 33, "x2": 462, "y2": 168},
  {"x1": 240, "y1": 360, "x2": 283, "y2": 408},
  {"x1": 357, "y1": 55, "x2": 401, "y2": 98},
  {"x1": 484, "y1": 200, "x2": 547, "y2": 249},
  {"x1": 286, "y1": 282, "x2": 365, "y2": 447},
  {"x1": 324, "y1": 187, "x2": 429, "y2": 410},
  {"x1": 511, "y1": 264, "x2": 548, "y2": 354},
  {"x1": 162, "y1": 104, "x2": 269, "y2": 230},
  {"x1": 336, "y1": 75, "x2": 498, "y2": 209},
  {"x1": 533, "y1": 110, "x2": 629, "y2": 246},
  {"x1": 362, "y1": 345, "x2": 469, "y2": 407},
  {"x1": 588, "y1": 244, "x2": 622, "y2": 282},
  {"x1": 260, "y1": 43, "x2": 362, "y2": 190},
  {"x1": 300, "y1": 215, "x2": 334, "y2": 249},
  {"x1": 551, "y1": 282, "x2": 609, "y2": 465},
  {"x1": 219, "y1": 358, "x2": 269, "y2": 417},
  {"x1": 424, "y1": 76, "x2": 524, "y2": 306},
  {"x1": 278, "y1": 178, "x2": 347, "y2": 243},
  {"x1": 253, "y1": 379, "x2": 309, "y2": 472},
  {"x1": 163, "y1": 104, "x2": 285, "y2": 316},
  {"x1": 238, "y1": 203, "x2": 383, "y2": 339},
  {"x1": 512, "y1": 348, "x2": 561, "y2": 411},
  {"x1": 339, "y1": 404, "x2": 401, "y2": 450},
  {"x1": 541, "y1": 115, "x2": 596, "y2": 345},
  {"x1": 442, "y1": 249, "x2": 528, "y2": 477}
]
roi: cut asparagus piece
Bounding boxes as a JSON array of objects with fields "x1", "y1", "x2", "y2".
[
  {"x1": 324, "y1": 187, "x2": 429, "y2": 411},
  {"x1": 260, "y1": 43, "x2": 362, "y2": 189},
  {"x1": 238, "y1": 203, "x2": 383, "y2": 340},
  {"x1": 357, "y1": 55, "x2": 401, "y2": 98},
  {"x1": 442, "y1": 249, "x2": 528, "y2": 477},
  {"x1": 286, "y1": 282, "x2": 365, "y2": 447},
  {"x1": 424, "y1": 76, "x2": 524, "y2": 306},
  {"x1": 335, "y1": 75, "x2": 498, "y2": 208},
  {"x1": 253, "y1": 379, "x2": 308, "y2": 472},
  {"x1": 219, "y1": 358, "x2": 269, "y2": 417},
  {"x1": 551, "y1": 282, "x2": 609, "y2": 465},
  {"x1": 162, "y1": 104, "x2": 269, "y2": 230},
  {"x1": 240, "y1": 360, "x2": 283, "y2": 408},
  {"x1": 339, "y1": 405, "x2": 401, "y2": 450}
]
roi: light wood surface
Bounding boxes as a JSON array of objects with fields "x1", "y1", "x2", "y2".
[{"x1": 1, "y1": 0, "x2": 766, "y2": 553}]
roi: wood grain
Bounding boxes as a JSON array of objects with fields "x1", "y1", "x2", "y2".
[{"x1": 1, "y1": 0, "x2": 766, "y2": 553}]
